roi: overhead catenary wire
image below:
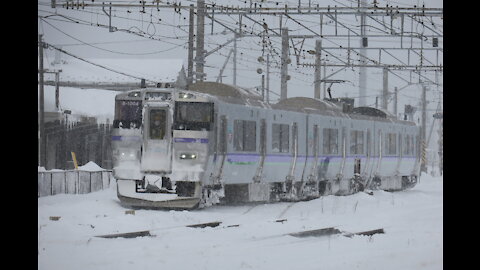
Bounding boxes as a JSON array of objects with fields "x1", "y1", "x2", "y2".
[
  {"x1": 40, "y1": 17, "x2": 188, "y2": 56},
  {"x1": 43, "y1": 42, "x2": 156, "y2": 83},
  {"x1": 41, "y1": 1, "x2": 442, "y2": 100}
]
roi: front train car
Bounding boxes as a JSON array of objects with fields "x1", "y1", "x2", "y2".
[{"x1": 114, "y1": 89, "x2": 215, "y2": 209}]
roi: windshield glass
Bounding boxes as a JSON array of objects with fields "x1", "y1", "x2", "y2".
[
  {"x1": 145, "y1": 92, "x2": 171, "y2": 101},
  {"x1": 174, "y1": 102, "x2": 213, "y2": 131},
  {"x1": 149, "y1": 109, "x2": 167, "y2": 140},
  {"x1": 113, "y1": 100, "x2": 142, "y2": 128}
]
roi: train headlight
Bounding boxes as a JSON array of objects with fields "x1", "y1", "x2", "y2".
[
  {"x1": 116, "y1": 149, "x2": 138, "y2": 161},
  {"x1": 178, "y1": 92, "x2": 195, "y2": 99},
  {"x1": 179, "y1": 153, "x2": 197, "y2": 160}
]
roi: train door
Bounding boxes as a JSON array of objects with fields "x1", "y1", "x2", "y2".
[
  {"x1": 339, "y1": 127, "x2": 347, "y2": 178},
  {"x1": 374, "y1": 129, "x2": 383, "y2": 176},
  {"x1": 141, "y1": 104, "x2": 173, "y2": 173},
  {"x1": 287, "y1": 122, "x2": 298, "y2": 181},
  {"x1": 309, "y1": 124, "x2": 320, "y2": 181},
  {"x1": 254, "y1": 119, "x2": 266, "y2": 182},
  {"x1": 210, "y1": 115, "x2": 227, "y2": 184},
  {"x1": 396, "y1": 133, "x2": 403, "y2": 173},
  {"x1": 363, "y1": 129, "x2": 372, "y2": 177}
]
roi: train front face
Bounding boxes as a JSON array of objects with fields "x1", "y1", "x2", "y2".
[
  {"x1": 111, "y1": 91, "x2": 143, "y2": 182},
  {"x1": 116, "y1": 91, "x2": 215, "y2": 209}
]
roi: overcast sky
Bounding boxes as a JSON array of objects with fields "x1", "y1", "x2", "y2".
[{"x1": 38, "y1": 0, "x2": 443, "y2": 122}]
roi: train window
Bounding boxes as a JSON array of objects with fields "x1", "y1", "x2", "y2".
[
  {"x1": 113, "y1": 100, "x2": 142, "y2": 128},
  {"x1": 234, "y1": 120, "x2": 256, "y2": 152},
  {"x1": 174, "y1": 102, "x2": 214, "y2": 131},
  {"x1": 366, "y1": 130, "x2": 371, "y2": 157},
  {"x1": 272, "y1": 123, "x2": 290, "y2": 153},
  {"x1": 145, "y1": 92, "x2": 171, "y2": 101},
  {"x1": 403, "y1": 135, "x2": 412, "y2": 155},
  {"x1": 323, "y1": 128, "x2": 339, "y2": 155},
  {"x1": 350, "y1": 130, "x2": 364, "y2": 155},
  {"x1": 313, "y1": 125, "x2": 319, "y2": 158},
  {"x1": 385, "y1": 133, "x2": 397, "y2": 155},
  {"x1": 149, "y1": 109, "x2": 167, "y2": 140}
]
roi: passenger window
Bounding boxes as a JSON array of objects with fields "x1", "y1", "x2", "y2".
[
  {"x1": 403, "y1": 134, "x2": 415, "y2": 156},
  {"x1": 272, "y1": 123, "x2": 290, "y2": 153},
  {"x1": 350, "y1": 130, "x2": 364, "y2": 155},
  {"x1": 149, "y1": 109, "x2": 167, "y2": 140},
  {"x1": 385, "y1": 133, "x2": 397, "y2": 155},
  {"x1": 234, "y1": 120, "x2": 256, "y2": 151},
  {"x1": 323, "y1": 128, "x2": 339, "y2": 155}
]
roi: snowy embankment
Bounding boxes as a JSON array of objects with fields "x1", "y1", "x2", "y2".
[{"x1": 38, "y1": 174, "x2": 442, "y2": 270}]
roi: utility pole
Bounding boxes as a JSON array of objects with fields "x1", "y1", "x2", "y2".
[
  {"x1": 195, "y1": 0, "x2": 205, "y2": 82},
  {"x1": 233, "y1": 33, "x2": 238, "y2": 86},
  {"x1": 261, "y1": 74, "x2": 265, "y2": 101},
  {"x1": 323, "y1": 61, "x2": 327, "y2": 99},
  {"x1": 358, "y1": 0, "x2": 368, "y2": 106},
  {"x1": 314, "y1": 39, "x2": 322, "y2": 99},
  {"x1": 266, "y1": 54, "x2": 270, "y2": 104},
  {"x1": 280, "y1": 27, "x2": 289, "y2": 100},
  {"x1": 187, "y1": 4, "x2": 195, "y2": 86},
  {"x1": 421, "y1": 85, "x2": 427, "y2": 173},
  {"x1": 382, "y1": 67, "x2": 388, "y2": 110},
  {"x1": 39, "y1": 34, "x2": 46, "y2": 167},
  {"x1": 394, "y1": 86, "x2": 398, "y2": 117}
]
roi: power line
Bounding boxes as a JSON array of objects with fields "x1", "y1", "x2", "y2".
[
  {"x1": 43, "y1": 42, "x2": 156, "y2": 83},
  {"x1": 40, "y1": 17, "x2": 188, "y2": 56}
]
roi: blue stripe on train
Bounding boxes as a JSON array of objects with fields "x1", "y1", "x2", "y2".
[{"x1": 174, "y1": 138, "x2": 209, "y2": 143}]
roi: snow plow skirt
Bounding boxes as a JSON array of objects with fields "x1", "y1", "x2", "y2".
[
  {"x1": 116, "y1": 179, "x2": 200, "y2": 210},
  {"x1": 117, "y1": 194, "x2": 200, "y2": 210}
]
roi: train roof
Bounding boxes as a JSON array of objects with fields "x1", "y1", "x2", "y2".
[
  {"x1": 115, "y1": 87, "x2": 174, "y2": 100},
  {"x1": 271, "y1": 97, "x2": 343, "y2": 116},
  {"x1": 188, "y1": 82, "x2": 416, "y2": 125},
  {"x1": 115, "y1": 84, "x2": 416, "y2": 126},
  {"x1": 188, "y1": 82, "x2": 265, "y2": 106}
]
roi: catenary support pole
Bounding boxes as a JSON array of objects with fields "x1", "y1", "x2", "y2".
[
  {"x1": 358, "y1": 0, "x2": 367, "y2": 106},
  {"x1": 394, "y1": 86, "x2": 398, "y2": 116},
  {"x1": 314, "y1": 39, "x2": 322, "y2": 99},
  {"x1": 187, "y1": 4, "x2": 195, "y2": 85},
  {"x1": 233, "y1": 33, "x2": 238, "y2": 86},
  {"x1": 280, "y1": 27, "x2": 289, "y2": 100},
  {"x1": 195, "y1": 0, "x2": 205, "y2": 82},
  {"x1": 39, "y1": 34, "x2": 46, "y2": 167},
  {"x1": 266, "y1": 54, "x2": 270, "y2": 104},
  {"x1": 382, "y1": 67, "x2": 388, "y2": 110},
  {"x1": 421, "y1": 85, "x2": 427, "y2": 173}
]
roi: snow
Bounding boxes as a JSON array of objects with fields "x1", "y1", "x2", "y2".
[
  {"x1": 38, "y1": 173, "x2": 442, "y2": 270},
  {"x1": 78, "y1": 161, "x2": 106, "y2": 172}
]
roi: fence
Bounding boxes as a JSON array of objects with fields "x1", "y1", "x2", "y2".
[
  {"x1": 42, "y1": 118, "x2": 113, "y2": 170},
  {"x1": 38, "y1": 170, "x2": 113, "y2": 197}
]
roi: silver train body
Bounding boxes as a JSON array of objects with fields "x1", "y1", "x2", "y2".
[{"x1": 112, "y1": 82, "x2": 420, "y2": 209}]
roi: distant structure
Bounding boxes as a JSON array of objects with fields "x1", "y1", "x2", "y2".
[{"x1": 44, "y1": 58, "x2": 188, "y2": 91}]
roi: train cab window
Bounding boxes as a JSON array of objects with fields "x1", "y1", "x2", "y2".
[
  {"x1": 272, "y1": 123, "x2": 290, "y2": 153},
  {"x1": 113, "y1": 100, "x2": 142, "y2": 128},
  {"x1": 234, "y1": 120, "x2": 256, "y2": 152},
  {"x1": 350, "y1": 130, "x2": 364, "y2": 155},
  {"x1": 149, "y1": 109, "x2": 167, "y2": 140},
  {"x1": 145, "y1": 92, "x2": 171, "y2": 101},
  {"x1": 323, "y1": 128, "x2": 339, "y2": 155},
  {"x1": 385, "y1": 133, "x2": 397, "y2": 155},
  {"x1": 174, "y1": 102, "x2": 214, "y2": 131}
]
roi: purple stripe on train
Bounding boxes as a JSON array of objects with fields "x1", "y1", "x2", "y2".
[{"x1": 174, "y1": 138, "x2": 209, "y2": 143}]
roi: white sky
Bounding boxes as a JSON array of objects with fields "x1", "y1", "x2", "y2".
[{"x1": 38, "y1": 0, "x2": 443, "y2": 155}]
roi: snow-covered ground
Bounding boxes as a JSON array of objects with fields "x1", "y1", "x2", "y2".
[{"x1": 38, "y1": 173, "x2": 442, "y2": 270}]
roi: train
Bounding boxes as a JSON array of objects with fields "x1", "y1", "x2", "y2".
[{"x1": 112, "y1": 82, "x2": 420, "y2": 209}]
